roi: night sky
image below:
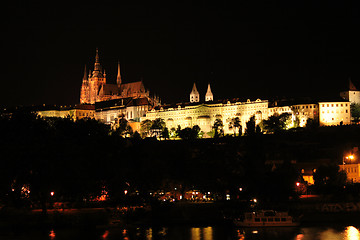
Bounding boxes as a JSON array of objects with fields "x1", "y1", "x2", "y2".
[{"x1": 3, "y1": 1, "x2": 360, "y2": 108}]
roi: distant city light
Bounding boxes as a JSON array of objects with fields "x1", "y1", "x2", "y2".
[
  {"x1": 124, "y1": 190, "x2": 128, "y2": 195},
  {"x1": 50, "y1": 191, "x2": 54, "y2": 196},
  {"x1": 226, "y1": 194, "x2": 230, "y2": 200},
  {"x1": 49, "y1": 230, "x2": 55, "y2": 240},
  {"x1": 296, "y1": 182, "x2": 300, "y2": 187}
]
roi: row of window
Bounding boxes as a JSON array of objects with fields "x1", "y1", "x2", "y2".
[
  {"x1": 345, "y1": 167, "x2": 358, "y2": 173},
  {"x1": 293, "y1": 105, "x2": 317, "y2": 109},
  {"x1": 321, "y1": 110, "x2": 348, "y2": 114},
  {"x1": 321, "y1": 103, "x2": 348, "y2": 108},
  {"x1": 254, "y1": 218, "x2": 287, "y2": 222}
]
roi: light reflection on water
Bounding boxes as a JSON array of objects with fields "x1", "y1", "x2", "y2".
[{"x1": 1, "y1": 225, "x2": 360, "y2": 240}]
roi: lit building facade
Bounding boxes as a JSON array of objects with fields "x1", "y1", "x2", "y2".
[
  {"x1": 318, "y1": 101, "x2": 350, "y2": 126},
  {"x1": 339, "y1": 164, "x2": 360, "y2": 183},
  {"x1": 292, "y1": 104, "x2": 319, "y2": 127},
  {"x1": 95, "y1": 98, "x2": 152, "y2": 125},
  {"x1": 144, "y1": 98, "x2": 268, "y2": 134},
  {"x1": 37, "y1": 104, "x2": 95, "y2": 121}
]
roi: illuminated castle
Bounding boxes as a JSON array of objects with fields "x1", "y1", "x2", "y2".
[{"x1": 80, "y1": 49, "x2": 159, "y2": 106}]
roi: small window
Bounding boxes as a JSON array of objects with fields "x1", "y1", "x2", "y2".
[
  {"x1": 281, "y1": 218, "x2": 287, "y2": 222},
  {"x1": 268, "y1": 218, "x2": 274, "y2": 222},
  {"x1": 275, "y1": 218, "x2": 280, "y2": 222},
  {"x1": 261, "y1": 218, "x2": 267, "y2": 222},
  {"x1": 255, "y1": 218, "x2": 260, "y2": 222}
]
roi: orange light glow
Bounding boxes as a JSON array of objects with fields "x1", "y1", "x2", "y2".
[
  {"x1": 296, "y1": 182, "x2": 300, "y2": 187},
  {"x1": 49, "y1": 230, "x2": 56, "y2": 240},
  {"x1": 102, "y1": 230, "x2": 109, "y2": 239},
  {"x1": 345, "y1": 226, "x2": 360, "y2": 240},
  {"x1": 50, "y1": 191, "x2": 54, "y2": 196}
]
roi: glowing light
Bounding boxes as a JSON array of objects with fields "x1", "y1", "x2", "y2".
[
  {"x1": 102, "y1": 230, "x2": 109, "y2": 239},
  {"x1": 296, "y1": 234, "x2": 304, "y2": 240},
  {"x1": 253, "y1": 198, "x2": 257, "y2": 203},
  {"x1": 345, "y1": 226, "x2": 360, "y2": 240},
  {"x1": 296, "y1": 182, "x2": 300, "y2": 187},
  {"x1": 226, "y1": 194, "x2": 230, "y2": 200},
  {"x1": 146, "y1": 228, "x2": 152, "y2": 240},
  {"x1": 203, "y1": 227, "x2": 213, "y2": 240},
  {"x1": 252, "y1": 230, "x2": 258, "y2": 234},
  {"x1": 191, "y1": 228, "x2": 201, "y2": 240},
  {"x1": 237, "y1": 230, "x2": 245, "y2": 240},
  {"x1": 49, "y1": 230, "x2": 56, "y2": 240},
  {"x1": 124, "y1": 190, "x2": 128, "y2": 195},
  {"x1": 239, "y1": 188, "x2": 243, "y2": 191},
  {"x1": 50, "y1": 191, "x2": 54, "y2": 196}
]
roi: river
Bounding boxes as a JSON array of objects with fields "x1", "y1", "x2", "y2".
[{"x1": 1, "y1": 224, "x2": 360, "y2": 240}]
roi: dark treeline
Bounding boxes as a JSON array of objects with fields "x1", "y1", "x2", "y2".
[{"x1": 1, "y1": 110, "x2": 360, "y2": 210}]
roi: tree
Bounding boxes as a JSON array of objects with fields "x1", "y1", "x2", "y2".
[
  {"x1": 178, "y1": 125, "x2": 201, "y2": 140},
  {"x1": 212, "y1": 119, "x2": 224, "y2": 138},
  {"x1": 229, "y1": 117, "x2": 242, "y2": 136},
  {"x1": 150, "y1": 118, "x2": 166, "y2": 138},
  {"x1": 113, "y1": 117, "x2": 129, "y2": 137},
  {"x1": 161, "y1": 127, "x2": 170, "y2": 140},
  {"x1": 140, "y1": 119, "x2": 153, "y2": 138},
  {"x1": 351, "y1": 103, "x2": 360, "y2": 123},
  {"x1": 245, "y1": 115, "x2": 256, "y2": 136},
  {"x1": 261, "y1": 113, "x2": 292, "y2": 134}
]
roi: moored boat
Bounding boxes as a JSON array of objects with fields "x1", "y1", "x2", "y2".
[{"x1": 234, "y1": 210, "x2": 300, "y2": 227}]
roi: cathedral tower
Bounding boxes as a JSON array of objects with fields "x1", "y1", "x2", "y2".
[
  {"x1": 80, "y1": 65, "x2": 89, "y2": 104},
  {"x1": 205, "y1": 83, "x2": 213, "y2": 102},
  {"x1": 340, "y1": 78, "x2": 360, "y2": 104},
  {"x1": 88, "y1": 48, "x2": 106, "y2": 104},
  {"x1": 190, "y1": 83, "x2": 200, "y2": 103},
  {"x1": 117, "y1": 61, "x2": 122, "y2": 88}
]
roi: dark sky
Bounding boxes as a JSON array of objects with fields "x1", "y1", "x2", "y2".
[{"x1": 3, "y1": 1, "x2": 360, "y2": 107}]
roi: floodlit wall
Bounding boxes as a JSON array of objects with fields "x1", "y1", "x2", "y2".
[
  {"x1": 319, "y1": 102, "x2": 351, "y2": 126},
  {"x1": 143, "y1": 99, "x2": 269, "y2": 134}
]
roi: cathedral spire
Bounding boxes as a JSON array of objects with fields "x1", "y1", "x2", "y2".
[
  {"x1": 205, "y1": 83, "x2": 213, "y2": 102},
  {"x1": 190, "y1": 83, "x2": 200, "y2": 103},
  {"x1": 117, "y1": 61, "x2": 122, "y2": 87},
  {"x1": 83, "y1": 65, "x2": 88, "y2": 80},
  {"x1": 94, "y1": 48, "x2": 101, "y2": 72}
]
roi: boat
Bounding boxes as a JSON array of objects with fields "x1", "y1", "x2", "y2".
[{"x1": 234, "y1": 210, "x2": 300, "y2": 227}]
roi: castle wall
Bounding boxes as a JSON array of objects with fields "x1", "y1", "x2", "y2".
[
  {"x1": 143, "y1": 99, "x2": 268, "y2": 134},
  {"x1": 319, "y1": 101, "x2": 351, "y2": 126}
]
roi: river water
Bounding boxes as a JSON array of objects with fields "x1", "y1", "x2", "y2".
[{"x1": 1, "y1": 225, "x2": 360, "y2": 240}]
